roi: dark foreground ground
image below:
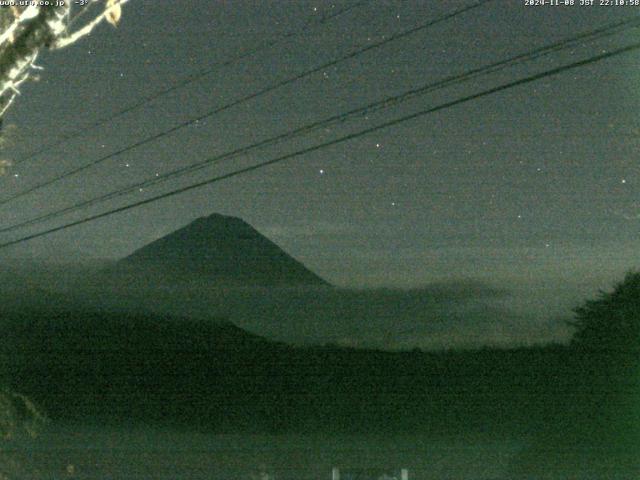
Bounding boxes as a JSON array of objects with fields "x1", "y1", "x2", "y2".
[
  {"x1": 4, "y1": 427, "x2": 529, "y2": 480},
  {"x1": 0, "y1": 307, "x2": 638, "y2": 478}
]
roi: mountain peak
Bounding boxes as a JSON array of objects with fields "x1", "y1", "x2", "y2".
[
  {"x1": 191, "y1": 213, "x2": 246, "y2": 226},
  {"x1": 117, "y1": 214, "x2": 329, "y2": 287}
]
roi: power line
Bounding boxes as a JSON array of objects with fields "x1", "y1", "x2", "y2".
[
  {"x1": 13, "y1": 0, "x2": 372, "y2": 166},
  {"x1": 1, "y1": 15, "x2": 638, "y2": 235},
  {"x1": 0, "y1": 0, "x2": 492, "y2": 207},
  {"x1": 0, "y1": 41, "x2": 637, "y2": 250}
]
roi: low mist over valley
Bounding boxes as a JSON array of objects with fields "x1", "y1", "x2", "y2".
[{"x1": 1, "y1": 213, "x2": 576, "y2": 350}]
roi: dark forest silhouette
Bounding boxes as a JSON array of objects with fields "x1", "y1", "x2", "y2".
[{"x1": 571, "y1": 270, "x2": 640, "y2": 352}]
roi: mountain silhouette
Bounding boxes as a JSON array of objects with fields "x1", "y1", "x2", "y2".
[{"x1": 116, "y1": 213, "x2": 329, "y2": 287}]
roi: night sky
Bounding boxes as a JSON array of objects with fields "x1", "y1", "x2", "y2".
[{"x1": 1, "y1": 0, "x2": 639, "y2": 316}]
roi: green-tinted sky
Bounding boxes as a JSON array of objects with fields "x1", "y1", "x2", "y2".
[{"x1": 0, "y1": 0, "x2": 638, "y2": 309}]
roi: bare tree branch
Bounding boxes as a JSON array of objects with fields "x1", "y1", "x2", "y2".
[
  {"x1": 0, "y1": 1, "x2": 129, "y2": 120},
  {"x1": 53, "y1": 0, "x2": 129, "y2": 49}
]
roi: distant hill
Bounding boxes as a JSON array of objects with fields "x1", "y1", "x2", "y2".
[
  {"x1": 114, "y1": 213, "x2": 329, "y2": 287},
  {"x1": 1, "y1": 305, "x2": 613, "y2": 440},
  {"x1": 0, "y1": 269, "x2": 72, "y2": 314}
]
